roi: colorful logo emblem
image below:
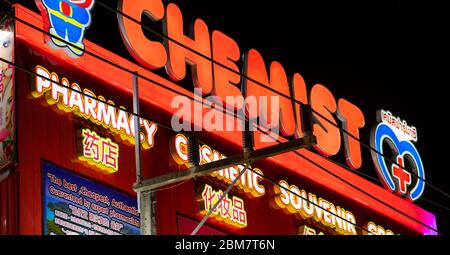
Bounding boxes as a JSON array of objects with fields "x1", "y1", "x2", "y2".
[
  {"x1": 35, "y1": 0, "x2": 95, "y2": 57},
  {"x1": 370, "y1": 110, "x2": 425, "y2": 201}
]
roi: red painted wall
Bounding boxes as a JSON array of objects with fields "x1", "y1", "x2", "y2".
[
  {"x1": 14, "y1": 43, "x2": 157, "y2": 234},
  {"x1": 0, "y1": 171, "x2": 19, "y2": 235},
  {"x1": 6, "y1": 4, "x2": 437, "y2": 235}
]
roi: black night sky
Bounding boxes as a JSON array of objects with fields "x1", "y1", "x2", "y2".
[{"x1": 5, "y1": 0, "x2": 448, "y2": 234}]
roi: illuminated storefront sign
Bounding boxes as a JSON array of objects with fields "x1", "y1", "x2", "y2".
[
  {"x1": 198, "y1": 184, "x2": 247, "y2": 228},
  {"x1": 33, "y1": 0, "x2": 366, "y2": 170},
  {"x1": 272, "y1": 180, "x2": 357, "y2": 235},
  {"x1": 32, "y1": 0, "x2": 430, "y2": 205},
  {"x1": 298, "y1": 225, "x2": 324, "y2": 235},
  {"x1": 35, "y1": 0, "x2": 95, "y2": 57},
  {"x1": 173, "y1": 133, "x2": 406, "y2": 234},
  {"x1": 42, "y1": 162, "x2": 140, "y2": 235},
  {"x1": 371, "y1": 110, "x2": 425, "y2": 201},
  {"x1": 171, "y1": 134, "x2": 265, "y2": 198},
  {"x1": 117, "y1": 1, "x2": 366, "y2": 169},
  {"x1": 32, "y1": 65, "x2": 158, "y2": 149},
  {"x1": 78, "y1": 128, "x2": 119, "y2": 173},
  {"x1": 364, "y1": 221, "x2": 395, "y2": 235},
  {"x1": 378, "y1": 110, "x2": 417, "y2": 142},
  {"x1": 19, "y1": 0, "x2": 434, "y2": 234}
]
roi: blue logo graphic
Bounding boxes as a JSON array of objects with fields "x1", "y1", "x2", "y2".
[
  {"x1": 36, "y1": 0, "x2": 95, "y2": 57},
  {"x1": 371, "y1": 123, "x2": 425, "y2": 201}
]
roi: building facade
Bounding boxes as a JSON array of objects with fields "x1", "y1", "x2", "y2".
[{"x1": 0, "y1": 1, "x2": 438, "y2": 235}]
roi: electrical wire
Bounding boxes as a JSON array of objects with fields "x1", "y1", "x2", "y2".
[
  {"x1": 0, "y1": 25, "x2": 444, "y2": 235},
  {"x1": 190, "y1": 162, "x2": 384, "y2": 235},
  {"x1": 0, "y1": 57, "x2": 174, "y2": 132},
  {"x1": 2, "y1": 3, "x2": 447, "y2": 199},
  {"x1": 92, "y1": 0, "x2": 450, "y2": 198},
  {"x1": 0, "y1": 3, "x2": 445, "y2": 233},
  {"x1": 151, "y1": 178, "x2": 191, "y2": 193},
  {"x1": 0, "y1": 56, "x2": 442, "y2": 235},
  {"x1": 301, "y1": 144, "x2": 450, "y2": 213},
  {"x1": 0, "y1": 7, "x2": 251, "y2": 134},
  {"x1": 242, "y1": 165, "x2": 388, "y2": 235},
  {"x1": 246, "y1": 166, "x2": 442, "y2": 235},
  {"x1": 2, "y1": 0, "x2": 447, "y2": 200},
  {"x1": 0, "y1": 5, "x2": 261, "y2": 133},
  {"x1": 191, "y1": 163, "x2": 250, "y2": 235},
  {"x1": 0, "y1": 58, "x2": 404, "y2": 236},
  {"x1": 250, "y1": 125, "x2": 442, "y2": 234}
]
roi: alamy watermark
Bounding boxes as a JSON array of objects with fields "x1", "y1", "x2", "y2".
[{"x1": 171, "y1": 89, "x2": 280, "y2": 142}]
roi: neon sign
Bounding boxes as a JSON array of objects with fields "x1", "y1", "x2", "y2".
[
  {"x1": 272, "y1": 180, "x2": 357, "y2": 235},
  {"x1": 118, "y1": 1, "x2": 366, "y2": 170},
  {"x1": 30, "y1": 0, "x2": 367, "y2": 171},
  {"x1": 78, "y1": 128, "x2": 119, "y2": 173},
  {"x1": 371, "y1": 110, "x2": 425, "y2": 201},
  {"x1": 32, "y1": 65, "x2": 158, "y2": 149},
  {"x1": 170, "y1": 133, "x2": 265, "y2": 198},
  {"x1": 364, "y1": 221, "x2": 395, "y2": 235},
  {"x1": 379, "y1": 110, "x2": 417, "y2": 142},
  {"x1": 21, "y1": 0, "x2": 434, "y2": 233},
  {"x1": 298, "y1": 225, "x2": 324, "y2": 235},
  {"x1": 198, "y1": 184, "x2": 247, "y2": 228},
  {"x1": 35, "y1": 0, "x2": 95, "y2": 57},
  {"x1": 33, "y1": 1, "x2": 423, "y2": 187}
]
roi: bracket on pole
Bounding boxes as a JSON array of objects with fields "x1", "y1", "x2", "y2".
[
  {"x1": 133, "y1": 103, "x2": 316, "y2": 235},
  {"x1": 133, "y1": 134, "x2": 316, "y2": 193}
]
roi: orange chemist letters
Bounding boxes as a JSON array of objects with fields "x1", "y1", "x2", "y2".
[
  {"x1": 243, "y1": 49, "x2": 295, "y2": 136},
  {"x1": 337, "y1": 99, "x2": 365, "y2": 169},
  {"x1": 211, "y1": 31, "x2": 243, "y2": 109},
  {"x1": 291, "y1": 73, "x2": 308, "y2": 139},
  {"x1": 164, "y1": 3, "x2": 213, "y2": 95},
  {"x1": 118, "y1": 0, "x2": 166, "y2": 69},
  {"x1": 310, "y1": 84, "x2": 341, "y2": 157},
  {"x1": 118, "y1": 1, "x2": 365, "y2": 169}
]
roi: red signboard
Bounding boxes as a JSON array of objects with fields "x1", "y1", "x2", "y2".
[{"x1": 1, "y1": 3, "x2": 438, "y2": 235}]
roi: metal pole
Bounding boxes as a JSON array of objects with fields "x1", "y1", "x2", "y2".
[
  {"x1": 191, "y1": 164, "x2": 250, "y2": 235},
  {"x1": 151, "y1": 192, "x2": 157, "y2": 235},
  {"x1": 133, "y1": 74, "x2": 142, "y2": 183},
  {"x1": 139, "y1": 191, "x2": 152, "y2": 235},
  {"x1": 132, "y1": 72, "x2": 155, "y2": 235},
  {"x1": 134, "y1": 135, "x2": 315, "y2": 192}
]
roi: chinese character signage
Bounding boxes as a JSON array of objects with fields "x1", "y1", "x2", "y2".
[
  {"x1": 42, "y1": 162, "x2": 140, "y2": 235},
  {"x1": 198, "y1": 184, "x2": 247, "y2": 228},
  {"x1": 0, "y1": 17, "x2": 15, "y2": 170},
  {"x1": 78, "y1": 128, "x2": 119, "y2": 173}
]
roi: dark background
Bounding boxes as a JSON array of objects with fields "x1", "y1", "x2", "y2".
[{"x1": 4, "y1": 0, "x2": 448, "y2": 234}]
